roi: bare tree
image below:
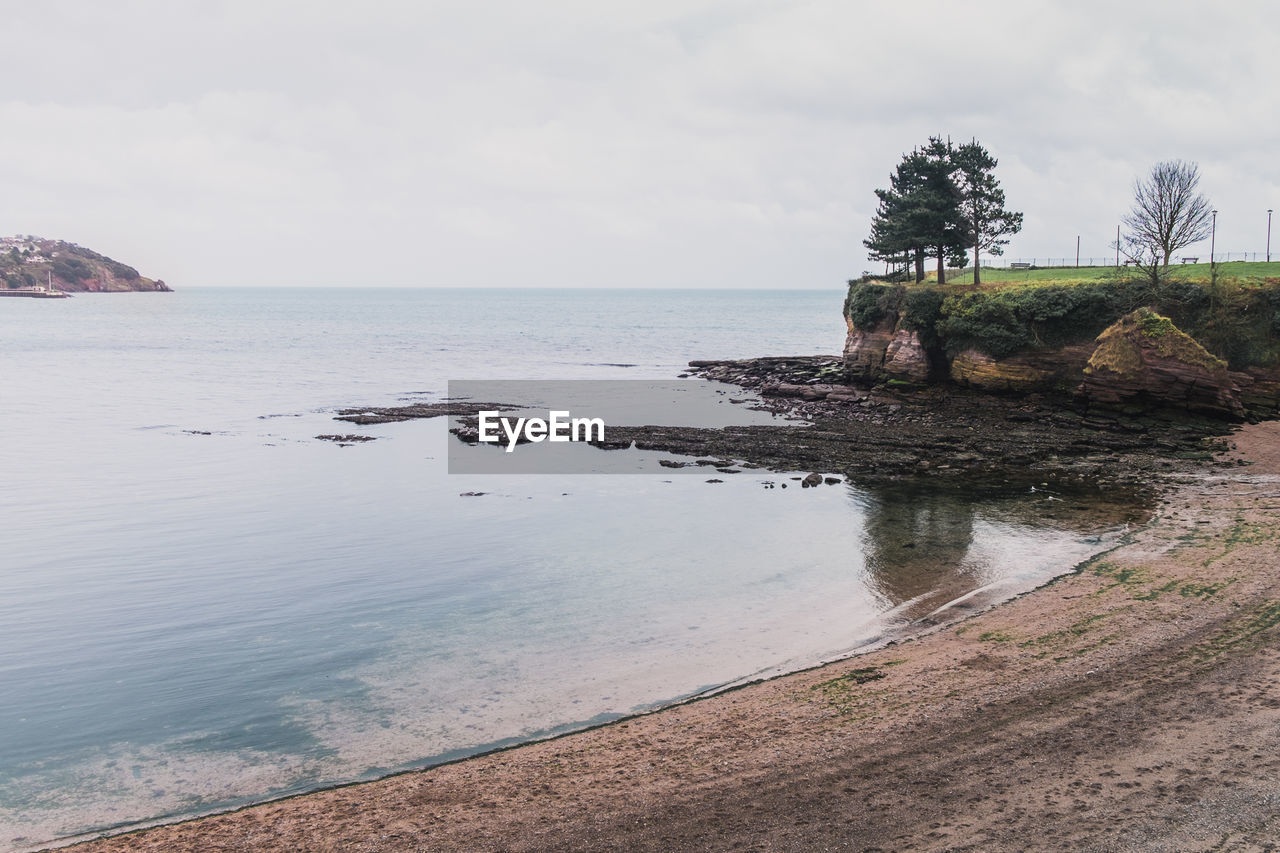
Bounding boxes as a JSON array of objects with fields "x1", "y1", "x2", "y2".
[{"x1": 1120, "y1": 160, "x2": 1213, "y2": 282}]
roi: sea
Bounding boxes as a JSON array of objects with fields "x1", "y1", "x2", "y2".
[{"x1": 0, "y1": 288, "x2": 1137, "y2": 850}]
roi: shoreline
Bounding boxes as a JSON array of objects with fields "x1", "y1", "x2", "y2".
[
  {"x1": 62, "y1": 417, "x2": 1280, "y2": 849},
  {"x1": 34, "y1": 478, "x2": 1131, "y2": 853}
]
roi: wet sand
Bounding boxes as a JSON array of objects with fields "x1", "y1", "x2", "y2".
[{"x1": 68, "y1": 422, "x2": 1280, "y2": 852}]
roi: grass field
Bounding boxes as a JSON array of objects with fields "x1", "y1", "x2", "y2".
[{"x1": 935, "y1": 261, "x2": 1280, "y2": 288}]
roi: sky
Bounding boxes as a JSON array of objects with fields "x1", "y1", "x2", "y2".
[{"x1": 1, "y1": 1, "x2": 1278, "y2": 288}]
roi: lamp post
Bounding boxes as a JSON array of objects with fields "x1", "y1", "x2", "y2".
[
  {"x1": 1268, "y1": 209, "x2": 1273, "y2": 263},
  {"x1": 1210, "y1": 210, "x2": 1217, "y2": 265}
]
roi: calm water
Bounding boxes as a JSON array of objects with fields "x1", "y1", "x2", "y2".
[{"x1": 0, "y1": 288, "x2": 1135, "y2": 849}]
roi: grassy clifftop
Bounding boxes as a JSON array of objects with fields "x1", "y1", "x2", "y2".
[
  {"x1": 0, "y1": 236, "x2": 170, "y2": 292},
  {"x1": 846, "y1": 267, "x2": 1280, "y2": 372}
]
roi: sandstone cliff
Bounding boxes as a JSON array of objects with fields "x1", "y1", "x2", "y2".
[
  {"x1": 949, "y1": 345, "x2": 1094, "y2": 393},
  {"x1": 841, "y1": 277, "x2": 1280, "y2": 419},
  {"x1": 843, "y1": 315, "x2": 897, "y2": 380}
]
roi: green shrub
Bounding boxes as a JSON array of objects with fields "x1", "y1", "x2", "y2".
[
  {"x1": 938, "y1": 281, "x2": 1156, "y2": 357},
  {"x1": 936, "y1": 290, "x2": 1034, "y2": 357},
  {"x1": 844, "y1": 282, "x2": 902, "y2": 329},
  {"x1": 899, "y1": 288, "x2": 943, "y2": 347},
  {"x1": 105, "y1": 260, "x2": 140, "y2": 281},
  {"x1": 51, "y1": 256, "x2": 91, "y2": 282}
]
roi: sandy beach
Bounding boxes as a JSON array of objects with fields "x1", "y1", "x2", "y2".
[{"x1": 66, "y1": 421, "x2": 1280, "y2": 852}]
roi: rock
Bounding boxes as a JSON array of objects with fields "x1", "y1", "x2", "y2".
[
  {"x1": 1076, "y1": 309, "x2": 1245, "y2": 419},
  {"x1": 337, "y1": 400, "x2": 512, "y2": 425},
  {"x1": 800, "y1": 384, "x2": 840, "y2": 401},
  {"x1": 801, "y1": 472, "x2": 823, "y2": 488},
  {"x1": 658, "y1": 459, "x2": 688, "y2": 468},
  {"x1": 1234, "y1": 366, "x2": 1280, "y2": 418},
  {"x1": 761, "y1": 383, "x2": 809, "y2": 398},
  {"x1": 843, "y1": 316, "x2": 897, "y2": 381},
  {"x1": 459, "y1": 491, "x2": 487, "y2": 497},
  {"x1": 883, "y1": 329, "x2": 931, "y2": 382},
  {"x1": 950, "y1": 345, "x2": 1093, "y2": 393}
]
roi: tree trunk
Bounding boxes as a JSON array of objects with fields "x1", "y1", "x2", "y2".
[
  {"x1": 973, "y1": 242, "x2": 981, "y2": 285},
  {"x1": 936, "y1": 251, "x2": 946, "y2": 285},
  {"x1": 914, "y1": 250, "x2": 925, "y2": 283}
]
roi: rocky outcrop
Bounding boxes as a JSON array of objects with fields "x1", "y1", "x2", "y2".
[
  {"x1": 1233, "y1": 367, "x2": 1280, "y2": 419},
  {"x1": 835, "y1": 277, "x2": 1280, "y2": 420},
  {"x1": 883, "y1": 329, "x2": 931, "y2": 382},
  {"x1": 951, "y1": 350, "x2": 1048, "y2": 392},
  {"x1": 950, "y1": 345, "x2": 1093, "y2": 393},
  {"x1": 843, "y1": 316, "x2": 898, "y2": 381},
  {"x1": 1077, "y1": 309, "x2": 1244, "y2": 419}
]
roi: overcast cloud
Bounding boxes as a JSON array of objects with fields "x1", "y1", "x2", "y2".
[{"x1": 2, "y1": 1, "x2": 1277, "y2": 287}]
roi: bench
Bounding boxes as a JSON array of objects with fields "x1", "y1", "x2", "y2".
[
  {"x1": 1124, "y1": 259, "x2": 1141, "y2": 266},
  {"x1": 1181, "y1": 257, "x2": 1199, "y2": 264},
  {"x1": 1010, "y1": 262, "x2": 1031, "y2": 270}
]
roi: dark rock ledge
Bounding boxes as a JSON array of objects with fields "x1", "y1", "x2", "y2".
[
  {"x1": 327, "y1": 356, "x2": 1239, "y2": 495},
  {"x1": 655, "y1": 356, "x2": 1237, "y2": 493}
]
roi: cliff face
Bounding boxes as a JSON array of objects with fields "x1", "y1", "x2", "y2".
[
  {"x1": 0, "y1": 236, "x2": 170, "y2": 292},
  {"x1": 843, "y1": 310, "x2": 931, "y2": 383},
  {"x1": 843, "y1": 315, "x2": 897, "y2": 380},
  {"x1": 883, "y1": 330, "x2": 931, "y2": 382},
  {"x1": 842, "y1": 278, "x2": 1280, "y2": 420},
  {"x1": 949, "y1": 346, "x2": 1094, "y2": 393}
]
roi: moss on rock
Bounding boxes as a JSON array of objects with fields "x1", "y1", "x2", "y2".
[
  {"x1": 1086, "y1": 309, "x2": 1226, "y2": 379},
  {"x1": 1080, "y1": 309, "x2": 1242, "y2": 418}
]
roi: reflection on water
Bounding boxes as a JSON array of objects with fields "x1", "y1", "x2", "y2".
[
  {"x1": 860, "y1": 482, "x2": 1150, "y2": 621},
  {"x1": 862, "y1": 486, "x2": 978, "y2": 608}
]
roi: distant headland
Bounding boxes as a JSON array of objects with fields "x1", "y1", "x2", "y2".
[{"x1": 0, "y1": 235, "x2": 170, "y2": 293}]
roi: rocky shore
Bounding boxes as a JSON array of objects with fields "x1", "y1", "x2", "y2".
[
  {"x1": 658, "y1": 355, "x2": 1238, "y2": 494},
  {"x1": 338, "y1": 354, "x2": 1238, "y2": 496}
]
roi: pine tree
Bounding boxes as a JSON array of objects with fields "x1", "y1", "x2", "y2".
[
  {"x1": 865, "y1": 138, "x2": 1020, "y2": 286},
  {"x1": 917, "y1": 137, "x2": 969, "y2": 284},
  {"x1": 864, "y1": 149, "x2": 930, "y2": 281},
  {"x1": 950, "y1": 140, "x2": 1023, "y2": 285},
  {"x1": 864, "y1": 139, "x2": 970, "y2": 284}
]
